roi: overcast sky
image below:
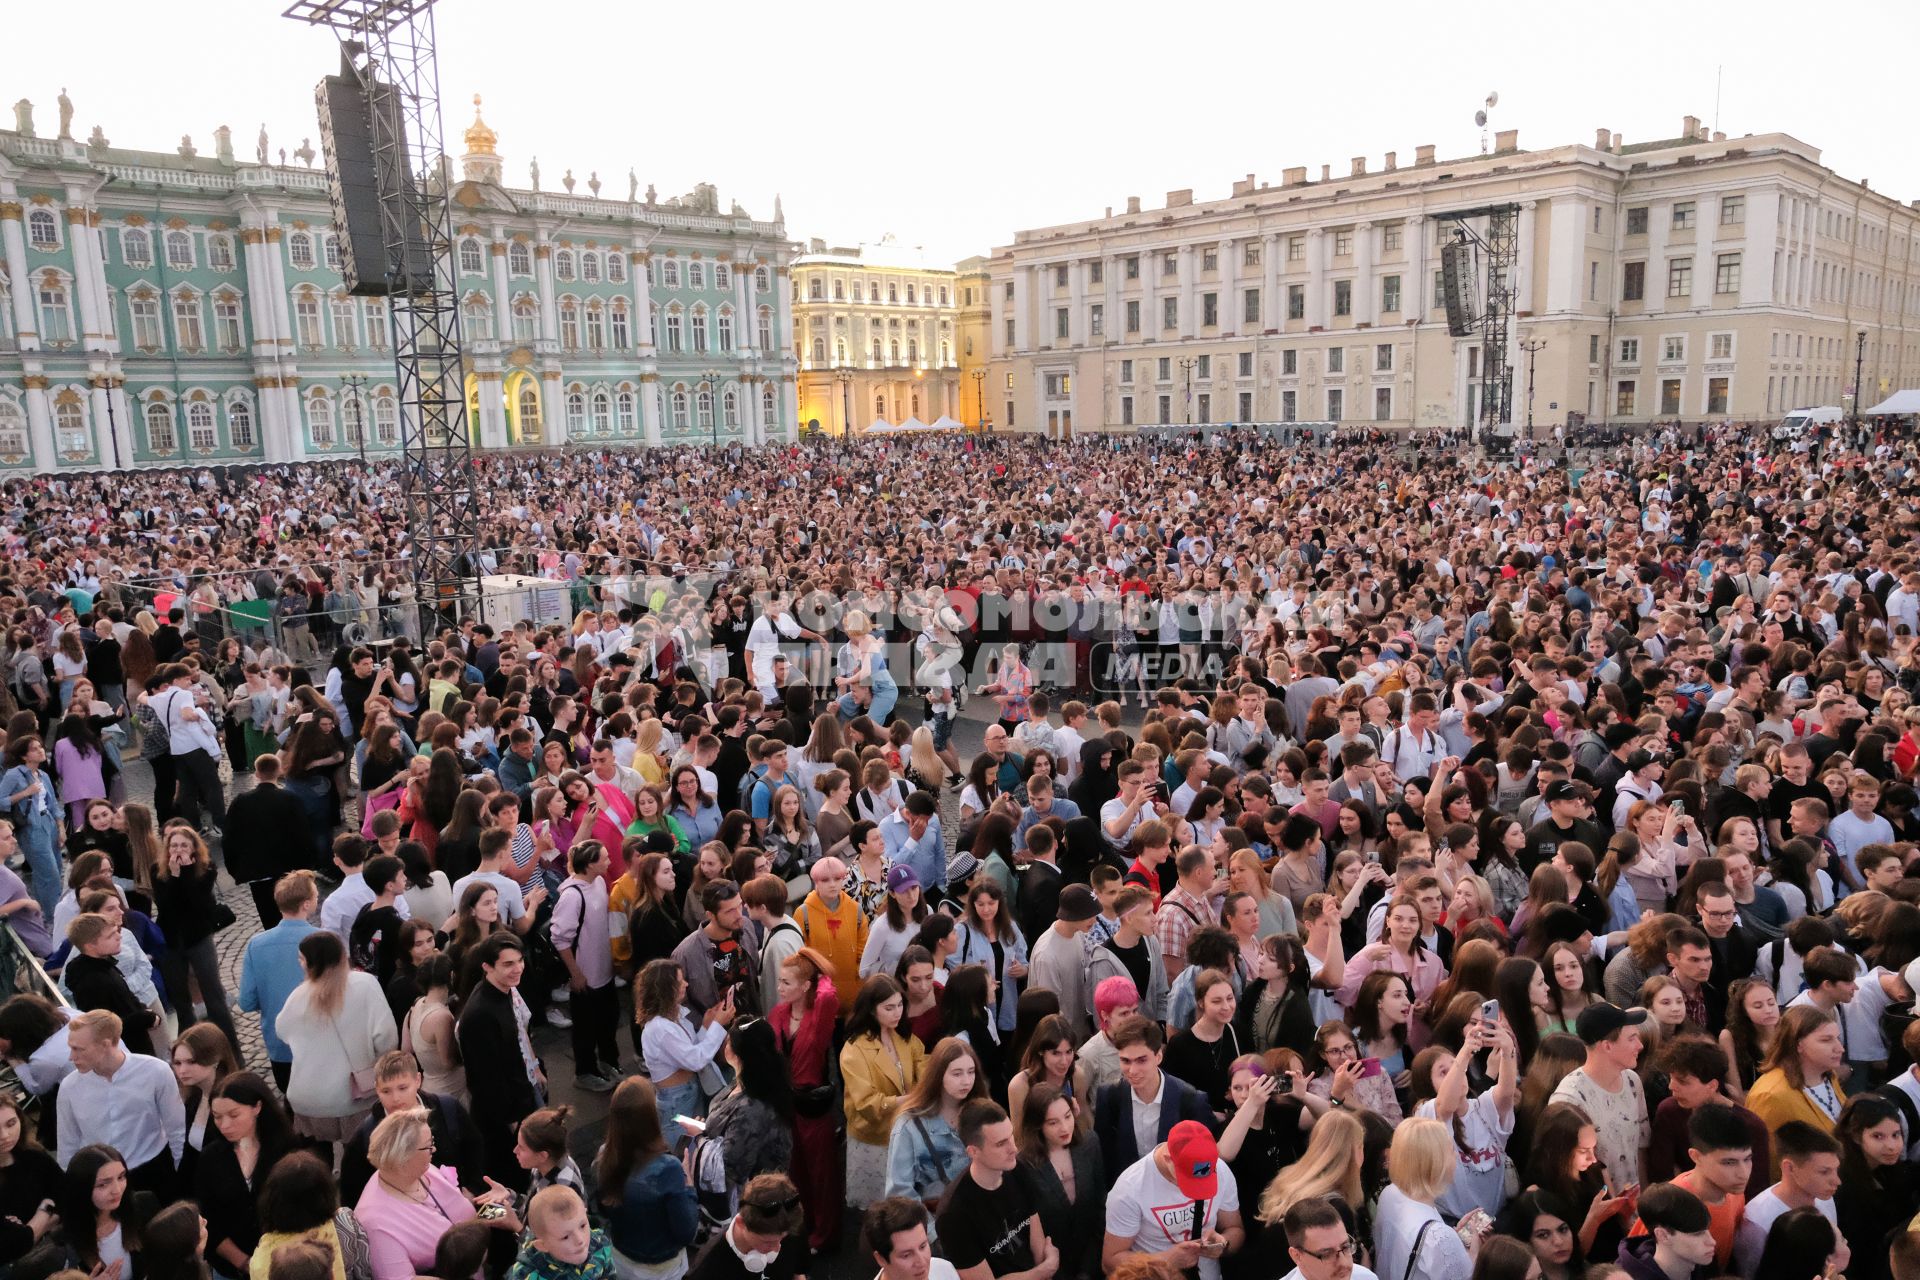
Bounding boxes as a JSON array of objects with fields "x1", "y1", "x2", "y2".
[{"x1": 12, "y1": 0, "x2": 1918, "y2": 264}]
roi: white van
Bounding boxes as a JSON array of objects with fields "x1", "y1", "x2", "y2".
[{"x1": 1779, "y1": 406, "x2": 1845, "y2": 434}]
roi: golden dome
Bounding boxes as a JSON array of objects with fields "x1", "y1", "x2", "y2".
[{"x1": 464, "y1": 94, "x2": 497, "y2": 156}]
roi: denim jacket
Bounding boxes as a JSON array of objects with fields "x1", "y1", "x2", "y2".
[
  {"x1": 604, "y1": 1152, "x2": 698, "y2": 1264},
  {"x1": 884, "y1": 1110, "x2": 965, "y2": 1206}
]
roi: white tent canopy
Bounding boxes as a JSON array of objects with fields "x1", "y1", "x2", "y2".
[
  {"x1": 898, "y1": 416, "x2": 929, "y2": 432},
  {"x1": 928, "y1": 416, "x2": 964, "y2": 430},
  {"x1": 864, "y1": 418, "x2": 896, "y2": 433},
  {"x1": 1866, "y1": 389, "x2": 1920, "y2": 415}
]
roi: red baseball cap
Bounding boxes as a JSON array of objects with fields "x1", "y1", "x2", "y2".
[{"x1": 1167, "y1": 1120, "x2": 1219, "y2": 1199}]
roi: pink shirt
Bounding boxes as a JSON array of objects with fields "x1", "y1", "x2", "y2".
[
  {"x1": 1335, "y1": 941, "x2": 1444, "y2": 1011},
  {"x1": 354, "y1": 1164, "x2": 476, "y2": 1280}
]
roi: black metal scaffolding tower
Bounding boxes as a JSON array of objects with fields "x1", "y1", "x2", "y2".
[
  {"x1": 1436, "y1": 202, "x2": 1520, "y2": 441},
  {"x1": 285, "y1": 0, "x2": 479, "y2": 631}
]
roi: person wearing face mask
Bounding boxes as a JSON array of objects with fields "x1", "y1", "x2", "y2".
[{"x1": 686, "y1": 1174, "x2": 808, "y2": 1280}]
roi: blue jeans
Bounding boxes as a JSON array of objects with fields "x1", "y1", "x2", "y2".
[
  {"x1": 20, "y1": 823, "x2": 59, "y2": 921},
  {"x1": 653, "y1": 1077, "x2": 704, "y2": 1148}
]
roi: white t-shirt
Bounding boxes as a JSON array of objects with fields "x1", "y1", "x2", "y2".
[
  {"x1": 450, "y1": 869, "x2": 528, "y2": 924},
  {"x1": 1105, "y1": 1153, "x2": 1240, "y2": 1280},
  {"x1": 1416, "y1": 1089, "x2": 1516, "y2": 1220},
  {"x1": 1731, "y1": 1188, "x2": 1836, "y2": 1277},
  {"x1": 746, "y1": 611, "x2": 801, "y2": 687}
]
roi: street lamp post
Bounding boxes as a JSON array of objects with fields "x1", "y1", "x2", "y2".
[
  {"x1": 1178, "y1": 357, "x2": 1197, "y2": 425},
  {"x1": 342, "y1": 373, "x2": 368, "y2": 463},
  {"x1": 1519, "y1": 338, "x2": 1546, "y2": 440},
  {"x1": 970, "y1": 368, "x2": 985, "y2": 431},
  {"x1": 1853, "y1": 329, "x2": 1868, "y2": 434},
  {"x1": 702, "y1": 369, "x2": 720, "y2": 448},
  {"x1": 834, "y1": 365, "x2": 854, "y2": 437}
]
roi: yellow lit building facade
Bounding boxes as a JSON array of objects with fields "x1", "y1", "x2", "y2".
[
  {"x1": 792, "y1": 241, "x2": 960, "y2": 434},
  {"x1": 955, "y1": 255, "x2": 992, "y2": 428}
]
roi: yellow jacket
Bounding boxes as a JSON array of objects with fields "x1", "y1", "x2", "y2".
[
  {"x1": 841, "y1": 1030, "x2": 926, "y2": 1145},
  {"x1": 1746, "y1": 1067, "x2": 1845, "y2": 1176},
  {"x1": 607, "y1": 872, "x2": 641, "y2": 969},
  {"x1": 795, "y1": 889, "x2": 868, "y2": 996}
]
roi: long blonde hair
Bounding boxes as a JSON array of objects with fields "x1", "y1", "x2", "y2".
[
  {"x1": 1257, "y1": 1109, "x2": 1364, "y2": 1224},
  {"x1": 123, "y1": 804, "x2": 162, "y2": 896},
  {"x1": 909, "y1": 725, "x2": 949, "y2": 783}
]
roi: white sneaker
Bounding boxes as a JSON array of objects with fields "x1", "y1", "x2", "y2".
[
  {"x1": 545, "y1": 1006, "x2": 573, "y2": 1029},
  {"x1": 550, "y1": 986, "x2": 572, "y2": 1004},
  {"x1": 574, "y1": 1071, "x2": 617, "y2": 1093}
]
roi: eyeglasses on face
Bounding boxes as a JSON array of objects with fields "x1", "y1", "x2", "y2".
[{"x1": 1297, "y1": 1238, "x2": 1354, "y2": 1262}]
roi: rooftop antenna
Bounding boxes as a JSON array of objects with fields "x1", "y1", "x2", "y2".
[
  {"x1": 1475, "y1": 90, "x2": 1499, "y2": 155},
  {"x1": 1713, "y1": 65, "x2": 1723, "y2": 135}
]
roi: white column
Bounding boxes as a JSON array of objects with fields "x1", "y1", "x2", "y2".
[
  {"x1": 1262, "y1": 234, "x2": 1279, "y2": 332},
  {"x1": 109, "y1": 383, "x2": 137, "y2": 464},
  {"x1": 240, "y1": 222, "x2": 278, "y2": 352},
  {"x1": 1643, "y1": 204, "x2": 1669, "y2": 316},
  {"x1": 64, "y1": 208, "x2": 109, "y2": 351},
  {"x1": 746, "y1": 376, "x2": 765, "y2": 444},
  {"x1": 1102, "y1": 256, "x2": 1119, "y2": 343},
  {"x1": 1, "y1": 205, "x2": 40, "y2": 348},
  {"x1": 1177, "y1": 245, "x2": 1195, "y2": 337},
  {"x1": 633, "y1": 248, "x2": 656, "y2": 354},
  {"x1": 735, "y1": 266, "x2": 754, "y2": 355},
  {"x1": 88, "y1": 381, "x2": 114, "y2": 463},
  {"x1": 474, "y1": 373, "x2": 506, "y2": 449},
  {"x1": 1216, "y1": 238, "x2": 1234, "y2": 331},
  {"x1": 540, "y1": 369, "x2": 563, "y2": 443},
  {"x1": 1410, "y1": 216, "x2": 1430, "y2": 324},
  {"x1": 490, "y1": 237, "x2": 513, "y2": 336},
  {"x1": 773, "y1": 266, "x2": 794, "y2": 364},
  {"x1": 780, "y1": 376, "x2": 797, "y2": 443},
  {"x1": 1516, "y1": 202, "x2": 1538, "y2": 316},
  {"x1": 1308, "y1": 229, "x2": 1327, "y2": 328},
  {"x1": 1011, "y1": 266, "x2": 1030, "y2": 350},
  {"x1": 1068, "y1": 262, "x2": 1084, "y2": 346},
  {"x1": 1354, "y1": 222, "x2": 1375, "y2": 327},
  {"x1": 641, "y1": 376, "x2": 662, "y2": 446},
  {"x1": 534, "y1": 238, "x2": 557, "y2": 339},
  {"x1": 23, "y1": 381, "x2": 54, "y2": 469}
]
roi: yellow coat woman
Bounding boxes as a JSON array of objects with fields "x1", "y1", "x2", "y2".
[
  {"x1": 840, "y1": 980, "x2": 927, "y2": 1209},
  {"x1": 1744, "y1": 1004, "x2": 1849, "y2": 1177}
]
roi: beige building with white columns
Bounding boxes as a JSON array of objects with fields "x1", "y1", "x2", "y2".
[{"x1": 985, "y1": 118, "x2": 1920, "y2": 437}]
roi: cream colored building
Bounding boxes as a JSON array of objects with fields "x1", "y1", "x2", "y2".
[
  {"x1": 791, "y1": 241, "x2": 960, "y2": 434},
  {"x1": 985, "y1": 117, "x2": 1920, "y2": 436},
  {"x1": 955, "y1": 255, "x2": 992, "y2": 428}
]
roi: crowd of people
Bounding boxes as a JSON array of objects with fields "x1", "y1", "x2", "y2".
[{"x1": 0, "y1": 421, "x2": 1913, "y2": 1280}]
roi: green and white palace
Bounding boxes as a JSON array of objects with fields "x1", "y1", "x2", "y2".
[{"x1": 0, "y1": 93, "x2": 798, "y2": 470}]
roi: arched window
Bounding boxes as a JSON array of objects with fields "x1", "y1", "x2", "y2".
[
  {"x1": 836, "y1": 340, "x2": 846, "y2": 363},
  {"x1": 463, "y1": 294, "x2": 493, "y2": 340},
  {"x1": 27, "y1": 209, "x2": 58, "y2": 250},
  {"x1": 584, "y1": 301, "x2": 605, "y2": 350},
  {"x1": 208, "y1": 235, "x2": 234, "y2": 270},
  {"x1": 458, "y1": 238, "x2": 484, "y2": 275},
  {"x1": 592, "y1": 390, "x2": 611, "y2": 435},
  {"x1": 722, "y1": 389, "x2": 738, "y2": 428},
  {"x1": 871, "y1": 338, "x2": 881, "y2": 364},
  {"x1": 556, "y1": 249, "x2": 576, "y2": 282},
  {"x1": 0, "y1": 396, "x2": 27, "y2": 459},
  {"x1": 662, "y1": 260, "x2": 680, "y2": 288},
  {"x1": 755, "y1": 267, "x2": 769, "y2": 292},
  {"x1": 130, "y1": 293, "x2": 162, "y2": 350},
  {"x1": 664, "y1": 307, "x2": 683, "y2": 352},
  {"x1": 582, "y1": 252, "x2": 600, "y2": 283},
  {"x1": 671, "y1": 387, "x2": 689, "y2": 428},
  {"x1": 616, "y1": 389, "x2": 636, "y2": 433},
  {"x1": 323, "y1": 235, "x2": 340, "y2": 270},
  {"x1": 941, "y1": 341, "x2": 950, "y2": 365},
  {"x1": 294, "y1": 289, "x2": 323, "y2": 346},
  {"x1": 511, "y1": 296, "x2": 538, "y2": 342},
  {"x1": 716, "y1": 264, "x2": 731, "y2": 290},
  {"x1": 717, "y1": 308, "x2": 733, "y2": 351},
  {"x1": 227, "y1": 396, "x2": 256, "y2": 449},
  {"x1": 166, "y1": 230, "x2": 194, "y2": 270},
  {"x1": 889, "y1": 340, "x2": 900, "y2": 364},
  {"x1": 809, "y1": 278, "x2": 824, "y2": 300},
  {"x1": 610, "y1": 300, "x2": 630, "y2": 349},
  {"x1": 307, "y1": 393, "x2": 335, "y2": 446},
  {"x1": 508, "y1": 242, "x2": 532, "y2": 276},
  {"x1": 907, "y1": 338, "x2": 918, "y2": 365},
  {"x1": 811, "y1": 337, "x2": 825, "y2": 363},
  {"x1": 762, "y1": 385, "x2": 776, "y2": 427},
  {"x1": 607, "y1": 253, "x2": 627, "y2": 283},
  {"x1": 330, "y1": 293, "x2": 356, "y2": 349},
  {"x1": 373, "y1": 393, "x2": 399, "y2": 445},
  {"x1": 52, "y1": 392, "x2": 86, "y2": 453},
  {"x1": 288, "y1": 231, "x2": 314, "y2": 269},
  {"x1": 38, "y1": 278, "x2": 72, "y2": 344},
  {"x1": 689, "y1": 262, "x2": 705, "y2": 290},
  {"x1": 758, "y1": 306, "x2": 773, "y2": 351},
  {"x1": 122, "y1": 228, "x2": 152, "y2": 267},
  {"x1": 364, "y1": 301, "x2": 388, "y2": 349},
  {"x1": 875, "y1": 394, "x2": 886, "y2": 416},
  {"x1": 907, "y1": 284, "x2": 916, "y2": 304},
  {"x1": 559, "y1": 298, "x2": 580, "y2": 349},
  {"x1": 911, "y1": 393, "x2": 921, "y2": 417},
  {"x1": 173, "y1": 291, "x2": 205, "y2": 352},
  {"x1": 517, "y1": 384, "x2": 542, "y2": 439},
  {"x1": 565, "y1": 390, "x2": 586, "y2": 434},
  {"x1": 186, "y1": 399, "x2": 217, "y2": 451},
  {"x1": 696, "y1": 388, "x2": 713, "y2": 427},
  {"x1": 145, "y1": 400, "x2": 177, "y2": 453},
  {"x1": 690, "y1": 306, "x2": 708, "y2": 353}
]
